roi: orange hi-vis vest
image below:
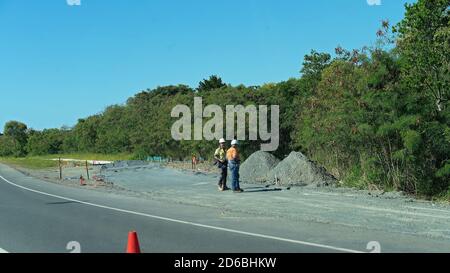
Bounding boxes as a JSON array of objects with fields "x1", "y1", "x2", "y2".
[{"x1": 226, "y1": 147, "x2": 240, "y2": 162}]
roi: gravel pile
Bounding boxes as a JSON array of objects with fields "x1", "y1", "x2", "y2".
[
  {"x1": 266, "y1": 152, "x2": 336, "y2": 187},
  {"x1": 240, "y1": 151, "x2": 280, "y2": 183}
]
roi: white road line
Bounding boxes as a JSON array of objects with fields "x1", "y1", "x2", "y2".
[
  {"x1": 0, "y1": 175, "x2": 363, "y2": 253},
  {"x1": 0, "y1": 248, "x2": 9, "y2": 253}
]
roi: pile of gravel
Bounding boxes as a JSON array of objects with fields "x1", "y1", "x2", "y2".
[
  {"x1": 240, "y1": 151, "x2": 280, "y2": 183},
  {"x1": 266, "y1": 152, "x2": 336, "y2": 187}
]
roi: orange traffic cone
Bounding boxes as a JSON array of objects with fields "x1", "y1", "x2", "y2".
[{"x1": 126, "y1": 231, "x2": 141, "y2": 253}]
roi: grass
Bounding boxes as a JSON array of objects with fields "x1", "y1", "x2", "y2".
[
  {"x1": 431, "y1": 190, "x2": 450, "y2": 204},
  {"x1": 0, "y1": 153, "x2": 133, "y2": 170},
  {"x1": 36, "y1": 152, "x2": 134, "y2": 161},
  {"x1": 0, "y1": 157, "x2": 59, "y2": 169}
]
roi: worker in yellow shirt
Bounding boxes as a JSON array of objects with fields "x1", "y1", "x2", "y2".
[
  {"x1": 226, "y1": 140, "x2": 244, "y2": 193},
  {"x1": 214, "y1": 138, "x2": 229, "y2": 191}
]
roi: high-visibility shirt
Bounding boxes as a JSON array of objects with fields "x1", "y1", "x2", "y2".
[
  {"x1": 226, "y1": 147, "x2": 240, "y2": 162},
  {"x1": 214, "y1": 147, "x2": 227, "y2": 161}
]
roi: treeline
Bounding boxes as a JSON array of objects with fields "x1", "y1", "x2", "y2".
[{"x1": 1, "y1": 0, "x2": 448, "y2": 197}]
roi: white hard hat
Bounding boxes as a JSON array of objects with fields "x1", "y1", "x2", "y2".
[
  {"x1": 231, "y1": 139, "x2": 238, "y2": 146},
  {"x1": 219, "y1": 138, "x2": 226, "y2": 144}
]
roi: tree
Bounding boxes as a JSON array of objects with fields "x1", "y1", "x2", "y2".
[
  {"x1": 26, "y1": 129, "x2": 65, "y2": 155},
  {"x1": 197, "y1": 75, "x2": 227, "y2": 92},
  {"x1": 72, "y1": 116, "x2": 100, "y2": 152},
  {"x1": 4, "y1": 121, "x2": 28, "y2": 156},
  {"x1": 300, "y1": 50, "x2": 332, "y2": 82},
  {"x1": 394, "y1": 0, "x2": 449, "y2": 113},
  {"x1": 299, "y1": 50, "x2": 333, "y2": 99},
  {"x1": 0, "y1": 135, "x2": 15, "y2": 156},
  {"x1": 393, "y1": 0, "x2": 450, "y2": 195},
  {"x1": 95, "y1": 105, "x2": 132, "y2": 153}
]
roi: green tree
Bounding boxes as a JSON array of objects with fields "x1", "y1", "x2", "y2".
[
  {"x1": 393, "y1": 0, "x2": 450, "y2": 195},
  {"x1": 72, "y1": 116, "x2": 100, "y2": 152},
  {"x1": 95, "y1": 105, "x2": 132, "y2": 154},
  {"x1": 394, "y1": 0, "x2": 449, "y2": 113},
  {"x1": 300, "y1": 50, "x2": 332, "y2": 85},
  {"x1": 26, "y1": 129, "x2": 65, "y2": 155},
  {"x1": 4, "y1": 121, "x2": 28, "y2": 156},
  {"x1": 0, "y1": 135, "x2": 15, "y2": 156},
  {"x1": 197, "y1": 75, "x2": 227, "y2": 93}
]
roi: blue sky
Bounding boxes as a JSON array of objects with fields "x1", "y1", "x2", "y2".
[{"x1": 0, "y1": 0, "x2": 414, "y2": 131}]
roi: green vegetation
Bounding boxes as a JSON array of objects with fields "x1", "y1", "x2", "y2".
[
  {"x1": 0, "y1": 153, "x2": 132, "y2": 170},
  {"x1": 0, "y1": 157, "x2": 59, "y2": 170},
  {"x1": 0, "y1": 0, "x2": 448, "y2": 198},
  {"x1": 33, "y1": 153, "x2": 133, "y2": 161}
]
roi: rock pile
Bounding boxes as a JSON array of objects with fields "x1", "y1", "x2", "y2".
[
  {"x1": 239, "y1": 151, "x2": 280, "y2": 183},
  {"x1": 266, "y1": 152, "x2": 336, "y2": 186}
]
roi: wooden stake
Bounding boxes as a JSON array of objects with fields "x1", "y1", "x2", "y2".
[
  {"x1": 59, "y1": 157, "x2": 62, "y2": 180},
  {"x1": 85, "y1": 160, "x2": 90, "y2": 180}
]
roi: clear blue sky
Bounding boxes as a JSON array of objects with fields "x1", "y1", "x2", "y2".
[{"x1": 0, "y1": 0, "x2": 414, "y2": 132}]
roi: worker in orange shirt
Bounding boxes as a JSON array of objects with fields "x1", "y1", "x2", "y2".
[{"x1": 226, "y1": 140, "x2": 244, "y2": 193}]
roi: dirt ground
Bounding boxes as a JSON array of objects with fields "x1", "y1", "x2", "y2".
[{"x1": 164, "y1": 161, "x2": 218, "y2": 174}]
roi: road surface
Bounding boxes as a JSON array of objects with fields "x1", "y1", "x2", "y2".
[{"x1": 0, "y1": 163, "x2": 449, "y2": 253}]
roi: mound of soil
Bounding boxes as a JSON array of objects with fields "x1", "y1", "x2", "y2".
[
  {"x1": 266, "y1": 152, "x2": 336, "y2": 187},
  {"x1": 240, "y1": 151, "x2": 280, "y2": 183}
]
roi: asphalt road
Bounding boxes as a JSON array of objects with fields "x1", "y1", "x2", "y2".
[
  {"x1": 0, "y1": 163, "x2": 351, "y2": 253},
  {"x1": 0, "y1": 163, "x2": 449, "y2": 253}
]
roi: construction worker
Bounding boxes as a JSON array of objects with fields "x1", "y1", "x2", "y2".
[
  {"x1": 192, "y1": 154, "x2": 197, "y2": 170},
  {"x1": 227, "y1": 140, "x2": 243, "y2": 193},
  {"x1": 214, "y1": 138, "x2": 229, "y2": 191}
]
